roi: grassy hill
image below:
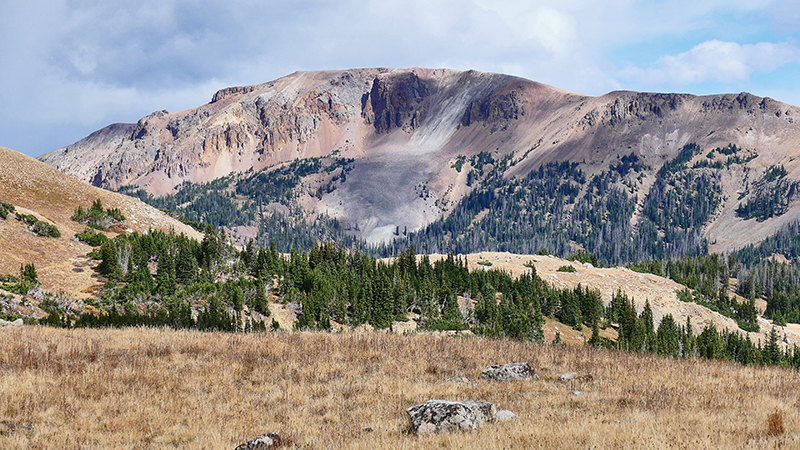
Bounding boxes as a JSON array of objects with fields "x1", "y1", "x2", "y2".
[
  {"x1": 0, "y1": 146, "x2": 201, "y2": 300},
  {"x1": 0, "y1": 325, "x2": 796, "y2": 449}
]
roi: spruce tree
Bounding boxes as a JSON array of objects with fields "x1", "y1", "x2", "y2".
[{"x1": 155, "y1": 248, "x2": 177, "y2": 296}]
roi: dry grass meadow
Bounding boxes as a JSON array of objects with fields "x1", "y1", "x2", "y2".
[{"x1": 1, "y1": 326, "x2": 799, "y2": 449}]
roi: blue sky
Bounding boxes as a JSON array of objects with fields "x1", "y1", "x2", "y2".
[{"x1": 2, "y1": 0, "x2": 800, "y2": 157}]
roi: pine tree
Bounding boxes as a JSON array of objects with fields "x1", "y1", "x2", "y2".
[
  {"x1": 253, "y1": 278, "x2": 271, "y2": 316},
  {"x1": 155, "y1": 248, "x2": 177, "y2": 296},
  {"x1": 588, "y1": 320, "x2": 602, "y2": 346},
  {"x1": 20, "y1": 263, "x2": 38, "y2": 285},
  {"x1": 229, "y1": 282, "x2": 244, "y2": 312},
  {"x1": 98, "y1": 239, "x2": 122, "y2": 279},
  {"x1": 764, "y1": 328, "x2": 783, "y2": 365},
  {"x1": 175, "y1": 240, "x2": 198, "y2": 285}
]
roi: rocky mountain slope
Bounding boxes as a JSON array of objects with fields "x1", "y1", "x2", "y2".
[
  {"x1": 0, "y1": 146, "x2": 201, "y2": 299},
  {"x1": 3, "y1": 145, "x2": 791, "y2": 349},
  {"x1": 38, "y1": 68, "x2": 800, "y2": 253}
]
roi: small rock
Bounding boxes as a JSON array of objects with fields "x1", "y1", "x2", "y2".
[
  {"x1": 480, "y1": 362, "x2": 537, "y2": 382},
  {"x1": 446, "y1": 376, "x2": 476, "y2": 385},
  {"x1": 560, "y1": 372, "x2": 593, "y2": 382},
  {"x1": 363, "y1": 427, "x2": 373, "y2": 433},
  {"x1": 234, "y1": 433, "x2": 281, "y2": 450},
  {"x1": 571, "y1": 390, "x2": 584, "y2": 396},
  {"x1": 496, "y1": 410, "x2": 516, "y2": 421},
  {"x1": 407, "y1": 400, "x2": 496, "y2": 435}
]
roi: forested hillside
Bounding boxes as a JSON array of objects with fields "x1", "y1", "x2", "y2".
[{"x1": 117, "y1": 142, "x2": 768, "y2": 265}]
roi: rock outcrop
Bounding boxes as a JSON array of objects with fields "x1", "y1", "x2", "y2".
[
  {"x1": 406, "y1": 400, "x2": 496, "y2": 435},
  {"x1": 480, "y1": 362, "x2": 537, "y2": 381}
]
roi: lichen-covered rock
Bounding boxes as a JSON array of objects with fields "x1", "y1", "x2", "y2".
[
  {"x1": 407, "y1": 400, "x2": 496, "y2": 435},
  {"x1": 234, "y1": 433, "x2": 281, "y2": 449},
  {"x1": 480, "y1": 362, "x2": 536, "y2": 381}
]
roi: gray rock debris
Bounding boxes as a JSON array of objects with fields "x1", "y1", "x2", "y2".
[
  {"x1": 480, "y1": 362, "x2": 537, "y2": 381},
  {"x1": 234, "y1": 433, "x2": 281, "y2": 449},
  {"x1": 407, "y1": 400, "x2": 496, "y2": 435}
]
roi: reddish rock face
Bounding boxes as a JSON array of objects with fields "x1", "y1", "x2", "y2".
[{"x1": 37, "y1": 68, "x2": 800, "y2": 248}]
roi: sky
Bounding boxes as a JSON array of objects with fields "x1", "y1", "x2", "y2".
[{"x1": 2, "y1": 0, "x2": 800, "y2": 158}]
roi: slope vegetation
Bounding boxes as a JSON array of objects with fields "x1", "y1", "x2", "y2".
[{"x1": 0, "y1": 146, "x2": 201, "y2": 299}]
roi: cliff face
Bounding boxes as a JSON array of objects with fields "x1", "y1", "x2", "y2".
[{"x1": 38, "y1": 68, "x2": 800, "y2": 249}]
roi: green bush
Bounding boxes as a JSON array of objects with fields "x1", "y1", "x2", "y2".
[
  {"x1": 557, "y1": 265, "x2": 577, "y2": 273},
  {"x1": 74, "y1": 229, "x2": 108, "y2": 247},
  {"x1": 0, "y1": 201, "x2": 15, "y2": 220},
  {"x1": 72, "y1": 199, "x2": 125, "y2": 230},
  {"x1": 16, "y1": 213, "x2": 60, "y2": 237}
]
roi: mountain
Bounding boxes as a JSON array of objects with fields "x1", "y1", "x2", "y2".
[
  {"x1": 37, "y1": 68, "x2": 800, "y2": 257},
  {"x1": 0, "y1": 146, "x2": 201, "y2": 299}
]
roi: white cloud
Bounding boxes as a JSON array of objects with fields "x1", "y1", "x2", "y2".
[
  {"x1": 1, "y1": 0, "x2": 798, "y2": 156},
  {"x1": 621, "y1": 40, "x2": 800, "y2": 86}
]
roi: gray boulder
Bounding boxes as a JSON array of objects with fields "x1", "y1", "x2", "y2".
[
  {"x1": 234, "y1": 433, "x2": 281, "y2": 449},
  {"x1": 407, "y1": 400, "x2": 496, "y2": 435},
  {"x1": 480, "y1": 362, "x2": 536, "y2": 381}
]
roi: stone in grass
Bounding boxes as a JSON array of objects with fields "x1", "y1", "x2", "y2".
[
  {"x1": 446, "y1": 376, "x2": 476, "y2": 386},
  {"x1": 480, "y1": 362, "x2": 537, "y2": 382},
  {"x1": 560, "y1": 372, "x2": 593, "y2": 382},
  {"x1": 234, "y1": 433, "x2": 282, "y2": 449},
  {"x1": 407, "y1": 400, "x2": 496, "y2": 435},
  {"x1": 496, "y1": 410, "x2": 516, "y2": 421}
]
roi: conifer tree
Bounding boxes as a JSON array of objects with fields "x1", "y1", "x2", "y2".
[
  {"x1": 98, "y1": 239, "x2": 122, "y2": 279},
  {"x1": 155, "y1": 248, "x2": 177, "y2": 296},
  {"x1": 20, "y1": 263, "x2": 38, "y2": 285}
]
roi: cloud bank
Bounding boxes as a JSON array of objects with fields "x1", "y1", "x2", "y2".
[{"x1": 1, "y1": 0, "x2": 798, "y2": 156}]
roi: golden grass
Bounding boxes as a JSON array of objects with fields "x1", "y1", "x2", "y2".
[{"x1": 1, "y1": 326, "x2": 799, "y2": 449}]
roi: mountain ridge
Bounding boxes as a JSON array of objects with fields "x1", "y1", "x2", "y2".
[{"x1": 37, "y1": 67, "x2": 800, "y2": 253}]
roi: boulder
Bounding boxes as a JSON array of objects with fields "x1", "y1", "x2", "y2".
[
  {"x1": 480, "y1": 362, "x2": 536, "y2": 381},
  {"x1": 407, "y1": 400, "x2": 496, "y2": 435},
  {"x1": 234, "y1": 433, "x2": 281, "y2": 449}
]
